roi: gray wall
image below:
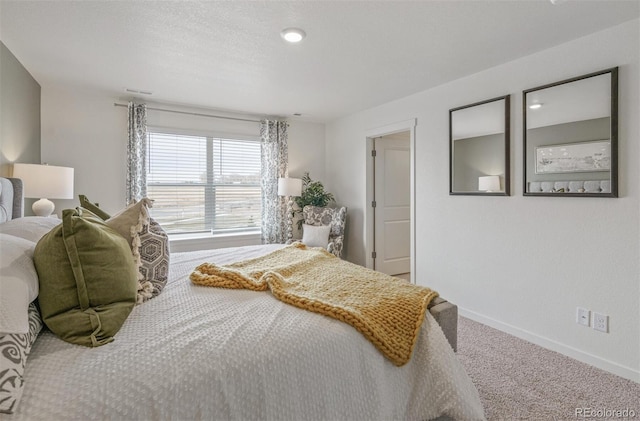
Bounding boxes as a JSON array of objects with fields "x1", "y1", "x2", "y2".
[{"x1": 0, "y1": 41, "x2": 41, "y2": 177}]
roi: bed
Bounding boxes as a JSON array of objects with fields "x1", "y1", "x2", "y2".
[{"x1": 0, "y1": 176, "x2": 484, "y2": 421}]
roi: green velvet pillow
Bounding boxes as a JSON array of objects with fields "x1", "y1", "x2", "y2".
[
  {"x1": 78, "y1": 194, "x2": 111, "y2": 220},
  {"x1": 34, "y1": 208, "x2": 138, "y2": 347}
]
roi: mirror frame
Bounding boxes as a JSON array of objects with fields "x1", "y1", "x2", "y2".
[
  {"x1": 522, "y1": 67, "x2": 618, "y2": 198},
  {"x1": 449, "y1": 95, "x2": 511, "y2": 196}
]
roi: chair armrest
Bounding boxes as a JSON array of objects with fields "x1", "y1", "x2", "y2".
[{"x1": 327, "y1": 236, "x2": 344, "y2": 258}]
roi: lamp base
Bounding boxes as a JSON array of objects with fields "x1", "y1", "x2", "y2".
[
  {"x1": 32, "y1": 198, "x2": 55, "y2": 217},
  {"x1": 286, "y1": 198, "x2": 294, "y2": 242}
]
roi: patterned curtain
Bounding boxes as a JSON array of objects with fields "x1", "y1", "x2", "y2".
[
  {"x1": 126, "y1": 102, "x2": 147, "y2": 205},
  {"x1": 260, "y1": 120, "x2": 288, "y2": 244}
]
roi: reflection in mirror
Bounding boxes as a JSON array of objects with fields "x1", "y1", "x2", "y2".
[
  {"x1": 450, "y1": 95, "x2": 510, "y2": 196},
  {"x1": 523, "y1": 68, "x2": 618, "y2": 197}
]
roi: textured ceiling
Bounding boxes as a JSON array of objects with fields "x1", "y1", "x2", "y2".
[{"x1": 1, "y1": 1, "x2": 638, "y2": 122}]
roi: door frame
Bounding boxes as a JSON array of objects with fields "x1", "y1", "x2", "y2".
[{"x1": 364, "y1": 118, "x2": 417, "y2": 283}]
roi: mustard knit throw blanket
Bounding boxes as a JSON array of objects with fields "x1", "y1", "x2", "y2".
[{"x1": 190, "y1": 243, "x2": 438, "y2": 366}]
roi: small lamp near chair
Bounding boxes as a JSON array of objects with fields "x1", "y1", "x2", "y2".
[
  {"x1": 478, "y1": 175, "x2": 500, "y2": 193},
  {"x1": 277, "y1": 177, "x2": 302, "y2": 243},
  {"x1": 12, "y1": 163, "x2": 74, "y2": 217}
]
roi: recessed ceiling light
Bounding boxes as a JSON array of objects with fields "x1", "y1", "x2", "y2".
[
  {"x1": 529, "y1": 103, "x2": 543, "y2": 110},
  {"x1": 281, "y1": 28, "x2": 306, "y2": 43}
]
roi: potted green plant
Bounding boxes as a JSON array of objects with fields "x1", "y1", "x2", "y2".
[{"x1": 293, "y1": 172, "x2": 335, "y2": 229}]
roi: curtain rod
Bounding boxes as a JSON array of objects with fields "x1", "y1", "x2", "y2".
[{"x1": 113, "y1": 102, "x2": 262, "y2": 123}]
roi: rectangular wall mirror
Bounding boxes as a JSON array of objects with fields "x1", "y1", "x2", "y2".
[
  {"x1": 450, "y1": 95, "x2": 510, "y2": 196},
  {"x1": 523, "y1": 67, "x2": 618, "y2": 197}
]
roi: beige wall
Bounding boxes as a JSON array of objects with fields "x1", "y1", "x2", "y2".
[
  {"x1": 0, "y1": 41, "x2": 41, "y2": 178},
  {"x1": 325, "y1": 20, "x2": 639, "y2": 381},
  {"x1": 40, "y1": 85, "x2": 326, "y2": 248}
]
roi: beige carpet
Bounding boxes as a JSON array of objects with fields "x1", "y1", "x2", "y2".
[{"x1": 456, "y1": 316, "x2": 640, "y2": 421}]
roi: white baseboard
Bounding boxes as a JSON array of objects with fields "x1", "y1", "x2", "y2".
[{"x1": 458, "y1": 307, "x2": 640, "y2": 383}]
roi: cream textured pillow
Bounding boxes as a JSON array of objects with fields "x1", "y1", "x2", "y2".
[
  {"x1": 103, "y1": 199, "x2": 170, "y2": 303},
  {"x1": 103, "y1": 199, "x2": 155, "y2": 302},
  {"x1": 0, "y1": 234, "x2": 38, "y2": 335},
  {"x1": 105, "y1": 198, "x2": 154, "y2": 250},
  {"x1": 302, "y1": 224, "x2": 331, "y2": 248}
]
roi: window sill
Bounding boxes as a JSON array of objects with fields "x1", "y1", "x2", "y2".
[{"x1": 169, "y1": 230, "x2": 261, "y2": 253}]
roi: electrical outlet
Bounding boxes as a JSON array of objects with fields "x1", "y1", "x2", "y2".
[
  {"x1": 576, "y1": 307, "x2": 590, "y2": 327},
  {"x1": 593, "y1": 312, "x2": 609, "y2": 333}
]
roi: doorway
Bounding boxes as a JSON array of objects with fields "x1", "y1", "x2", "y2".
[
  {"x1": 373, "y1": 133, "x2": 410, "y2": 277},
  {"x1": 364, "y1": 119, "x2": 416, "y2": 283}
]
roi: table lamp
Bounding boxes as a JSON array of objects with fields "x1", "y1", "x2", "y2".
[
  {"x1": 277, "y1": 177, "x2": 302, "y2": 242},
  {"x1": 478, "y1": 175, "x2": 500, "y2": 192},
  {"x1": 12, "y1": 163, "x2": 75, "y2": 217}
]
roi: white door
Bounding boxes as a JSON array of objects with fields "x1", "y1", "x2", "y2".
[{"x1": 373, "y1": 133, "x2": 410, "y2": 275}]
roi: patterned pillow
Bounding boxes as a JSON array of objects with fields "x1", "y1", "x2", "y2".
[
  {"x1": 0, "y1": 303, "x2": 43, "y2": 414},
  {"x1": 137, "y1": 218, "x2": 170, "y2": 298}
]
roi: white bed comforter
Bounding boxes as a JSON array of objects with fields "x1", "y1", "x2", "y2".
[{"x1": 12, "y1": 245, "x2": 484, "y2": 421}]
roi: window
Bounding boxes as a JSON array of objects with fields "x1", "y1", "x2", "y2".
[{"x1": 146, "y1": 131, "x2": 261, "y2": 234}]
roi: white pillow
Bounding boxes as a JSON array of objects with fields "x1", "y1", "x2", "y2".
[
  {"x1": 0, "y1": 233, "x2": 39, "y2": 335},
  {"x1": 0, "y1": 216, "x2": 61, "y2": 243},
  {"x1": 302, "y1": 224, "x2": 331, "y2": 248}
]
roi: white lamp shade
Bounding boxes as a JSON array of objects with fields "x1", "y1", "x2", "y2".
[
  {"x1": 277, "y1": 177, "x2": 302, "y2": 197},
  {"x1": 12, "y1": 163, "x2": 75, "y2": 199},
  {"x1": 478, "y1": 175, "x2": 500, "y2": 192}
]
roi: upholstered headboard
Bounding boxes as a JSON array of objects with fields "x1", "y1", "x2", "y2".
[{"x1": 0, "y1": 177, "x2": 24, "y2": 223}]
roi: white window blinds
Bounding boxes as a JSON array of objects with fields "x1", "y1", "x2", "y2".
[{"x1": 146, "y1": 132, "x2": 261, "y2": 234}]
